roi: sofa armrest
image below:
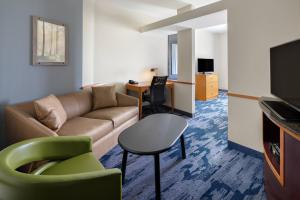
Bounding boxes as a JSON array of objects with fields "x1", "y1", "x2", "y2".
[
  {"x1": 116, "y1": 92, "x2": 138, "y2": 107},
  {"x1": 4, "y1": 106, "x2": 58, "y2": 145}
]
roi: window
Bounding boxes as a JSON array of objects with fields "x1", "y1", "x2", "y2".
[{"x1": 168, "y1": 34, "x2": 178, "y2": 79}]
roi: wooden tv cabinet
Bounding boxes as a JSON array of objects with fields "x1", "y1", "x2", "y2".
[
  {"x1": 259, "y1": 97, "x2": 300, "y2": 200},
  {"x1": 195, "y1": 73, "x2": 218, "y2": 101}
]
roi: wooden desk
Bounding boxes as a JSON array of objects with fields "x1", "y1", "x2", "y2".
[{"x1": 126, "y1": 81, "x2": 174, "y2": 119}]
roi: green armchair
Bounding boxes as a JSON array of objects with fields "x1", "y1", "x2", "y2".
[{"x1": 0, "y1": 136, "x2": 121, "y2": 200}]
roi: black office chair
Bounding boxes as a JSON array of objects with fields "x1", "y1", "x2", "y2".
[{"x1": 143, "y1": 76, "x2": 168, "y2": 114}]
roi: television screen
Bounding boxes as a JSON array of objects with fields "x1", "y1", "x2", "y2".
[
  {"x1": 198, "y1": 58, "x2": 214, "y2": 72},
  {"x1": 271, "y1": 39, "x2": 300, "y2": 111}
]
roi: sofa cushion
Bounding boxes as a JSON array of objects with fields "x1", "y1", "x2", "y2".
[
  {"x1": 92, "y1": 85, "x2": 118, "y2": 110},
  {"x1": 41, "y1": 153, "x2": 104, "y2": 175},
  {"x1": 84, "y1": 107, "x2": 138, "y2": 128},
  {"x1": 34, "y1": 95, "x2": 67, "y2": 131},
  {"x1": 58, "y1": 117, "x2": 113, "y2": 142},
  {"x1": 58, "y1": 90, "x2": 92, "y2": 120}
]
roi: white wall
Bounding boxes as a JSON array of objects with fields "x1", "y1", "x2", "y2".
[
  {"x1": 176, "y1": 29, "x2": 196, "y2": 114},
  {"x1": 83, "y1": 0, "x2": 168, "y2": 90},
  {"x1": 83, "y1": 0, "x2": 95, "y2": 85},
  {"x1": 195, "y1": 29, "x2": 228, "y2": 90},
  {"x1": 178, "y1": 29, "x2": 196, "y2": 83},
  {"x1": 195, "y1": 29, "x2": 215, "y2": 60},
  {"x1": 227, "y1": 0, "x2": 300, "y2": 152},
  {"x1": 182, "y1": 0, "x2": 300, "y2": 152},
  {"x1": 214, "y1": 32, "x2": 228, "y2": 90}
]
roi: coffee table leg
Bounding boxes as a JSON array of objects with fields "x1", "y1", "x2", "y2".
[
  {"x1": 180, "y1": 135, "x2": 186, "y2": 159},
  {"x1": 121, "y1": 150, "x2": 128, "y2": 185},
  {"x1": 154, "y1": 154, "x2": 161, "y2": 200}
]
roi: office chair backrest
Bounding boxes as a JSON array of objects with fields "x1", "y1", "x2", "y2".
[{"x1": 150, "y1": 76, "x2": 168, "y2": 105}]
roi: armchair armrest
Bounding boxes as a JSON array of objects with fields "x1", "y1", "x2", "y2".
[
  {"x1": 4, "y1": 168, "x2": 122, "y2": 200},
  {"x1": 116, "y1": 92, "x2": 138, "y2": 107},
  {"x1": 5, "y1": 106, "x2": 58, "y2": 144},
  {"x1": 3, "y1": 136, "x2": 93, "y2": 169}
]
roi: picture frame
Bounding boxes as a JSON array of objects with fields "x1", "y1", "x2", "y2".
[{"x1": 32, "y1": 16, "x2": 69, "y2": 66}]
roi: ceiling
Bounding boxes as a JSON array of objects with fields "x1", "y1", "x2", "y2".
[
  {"x1": 129, "y1": 0, "x2": 222, "y2": 9},
  {"x1": 173, "y1": 10, "x2": 227, "y2": 31},
  {"x1": 107, "y1": 0, "x2": 222, "y2": 19},
  {"x1": 98, "y1": 0, "x2": 226, "y2": 33},
  {"x1": 202, "y1": 24, "x2": 227, "y2": 34}
]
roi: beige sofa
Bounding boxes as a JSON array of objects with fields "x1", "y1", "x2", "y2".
[{"x1": 5, "y1": 89, "x2": 139, "y2": 158}]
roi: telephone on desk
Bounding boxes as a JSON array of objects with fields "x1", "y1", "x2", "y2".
[{"x1": 128, "y1": 80, "x2": 139, "y2": 84}]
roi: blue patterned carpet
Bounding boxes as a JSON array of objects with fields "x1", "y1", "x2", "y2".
[{"x1": 101, "y1": 92, "x2": 266, "y2": 200}]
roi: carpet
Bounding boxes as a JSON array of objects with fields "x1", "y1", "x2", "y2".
[{"x1": 101, "y1": 92, "x2": 266, "y2": 200}]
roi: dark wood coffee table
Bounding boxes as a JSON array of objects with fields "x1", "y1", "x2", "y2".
[{"x1": 118, "y1": 114, "x2": 188, "y2": 200}]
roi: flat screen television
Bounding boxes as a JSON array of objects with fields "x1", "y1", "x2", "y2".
[
  {"x1": 271, "y1": 39, "x2": 300, "y2": 112},
  {"x1": 198, "y1": 58, "x2": 214, "y2": 73}
]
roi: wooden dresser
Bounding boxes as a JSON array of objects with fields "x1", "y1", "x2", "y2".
[{"x1": 195, "y1": 73, "x2": 219, "y2": 101}]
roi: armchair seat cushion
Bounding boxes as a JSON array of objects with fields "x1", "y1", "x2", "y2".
[
  {"x1": 58, "y1": 117, "x2": 113, "y2": 142},
  {"x1": 41, "y1": 153, "x2": 104, "y2": 175},
  {"x1": 84, "y1": 107, "x2": 138, "y2": 128}
]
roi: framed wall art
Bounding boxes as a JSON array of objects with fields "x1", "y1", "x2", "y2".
[{"x1": 32, "y1": 16, "x2": 68, "y2": 66}]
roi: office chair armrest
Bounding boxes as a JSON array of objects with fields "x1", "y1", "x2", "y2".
[{"x1": 116, "y1": 92, "x2": 138, "y2": 107}]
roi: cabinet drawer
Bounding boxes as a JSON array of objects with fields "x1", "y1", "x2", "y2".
[
  {"x1": 207, "y1": 83, "x2": 218, "y2": 90},
  {"x1": 207, "y1": 83, "x2": 217, "y2": 88},
  {"x1": 206, "y1": 89, "x2": 218, "y2": 96},
  {"x1": 206, "y1": 75, "x2": 218, "y2": 82},
  {"x1": 207, "y1": 79, "x2": 218, "y2": 85},
  {"x1": 207, "y1": 92, "x2": 218, "y2": 99}
]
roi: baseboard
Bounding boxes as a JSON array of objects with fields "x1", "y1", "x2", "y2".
[
  {"x1": 219, "y1": 89, "x2": 228, "y2": 92},
  {"x1": 163, "y1": 105, "x2": 194, "y2": 118},
  {"x1": 228, "y1": 140, "x2": 263, "y2": 159},
  {"x1": 173, "y1": 108, "x2": 194, "y2": 118}
]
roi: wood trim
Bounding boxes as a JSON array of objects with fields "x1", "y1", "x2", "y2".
[
  {"x1": 82, "y1": 81, "x2": 175, "y2": 90},
  {"x1": 279, "y1": 128, "x2": 284, "y2": 186},
  {"x1": 282, "y1": 125, "x2": 300, "y2": 143},
  {"x1": 262, "y1": 112, "x2": 285, "y2": 186},
  {"x1": 167, "y1": 79, "x2": 195, "y2": 85},
  {"x1": 264, "y1": 152, "x2": 284, "y2": 186},
  {"x1": 81, "y1": 83, "x2": 106, "y2": 89},
  {"x1": 227, "y1": 92, "x2": 259, "y2": 101}
]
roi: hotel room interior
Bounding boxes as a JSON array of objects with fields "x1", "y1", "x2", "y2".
[{"x1": 0, "y1": 0, "x2": 300, "y2": 199}]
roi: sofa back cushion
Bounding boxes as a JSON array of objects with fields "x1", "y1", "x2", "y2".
[
  {"x1": 34, "y1": 95, "x2": 67, "y2": 131},
  {"x1": 92, "y1": 85, "x2": 118, "y2": 110},
  {"x1": 13, "y1": 102, "x2": 36, "y2": 117},
  {"x1": 58, "y1": 90, "x2": 92, "y2": 120},
  {"x1": 8, "y1": 90, "x2": 93, "y2": 126}
]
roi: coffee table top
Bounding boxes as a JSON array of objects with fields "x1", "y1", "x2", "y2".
[{"x1": 118, "y1": 114, "x2": 188, "y2": 155}]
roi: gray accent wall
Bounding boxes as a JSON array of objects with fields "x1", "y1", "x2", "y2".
[{"x1": 0, "y1": 0, "x2": 83, "y2": 148}]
